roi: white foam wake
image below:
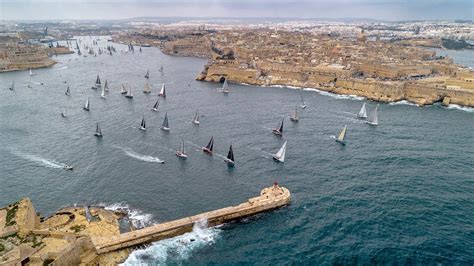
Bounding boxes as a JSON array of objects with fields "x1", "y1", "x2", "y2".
[
  {"x1": 17, "y1": 153, "x2": 64, "y2": 168},
  {"x1": 445, "y1": 104, "x2": 474, "y2": 113},
  {"x1": 303, "y1": 88, "x2": 365, "y2": 100},
  {"x1": 55, "y1": 66, "x2": 68, "y2": 71},
  {"x1": 100, "y1": 202, "x2": 154, "y2": 229},
  {"x1": 117, "y1": 147, "x2": 165, "y2": 163},
  {"x1": 388, "y1": 100, "x2": 419, "y2": 106},
  {"x1": 121, "y1": 218, "x2": 221, "y2": 265}
]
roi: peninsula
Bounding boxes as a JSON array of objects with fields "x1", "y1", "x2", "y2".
[{"x1": 0, "y1": 184, "x2": 290, "y2": 265}]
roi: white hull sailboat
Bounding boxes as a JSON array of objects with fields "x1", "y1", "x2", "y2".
[
  {"x1": 335, "y1": 125, "x2": 347, "y2": 145},
  {"x1": 175, "y1": 139, "x2": 187, "y2": 159},
  {"x1": 100, "y1": 87, "x2": 106, "y2": 99},
  {"x1": 29, "y1": 69, "x2": 36, "y2": 76},
  {"x1": 125, "y1": 87, "x2": 133, "y2": 98},
  {"x1": 139, "y1": 115, "x2": 146, "y2": 131},
  {"x1": 289, "y1": 106, "x2": 299, "y2": 122},
  {"x1": 83, "y1": 97, "x2": 90, "y2": 111},
  {"x1": 272, "y1": 117, "x2": 284, "y2": 136},
  {"x1": 104, "y1": 80, "x2": 109, "y2": 91},
  {"x1": 120, "y1": 84, "x2": 128, "y2": 94},
  {"x1": 61, "y1": 108, "x2": 67, "y2": 117},
  {"x1": 300, "y1": 91, "x2": 307, "y2": 109},
  {"x1": 221, "y1": 79, "x2": 230, "y2": 93},
  {"x1": 143, "y1": 82, "x2": 151, "y2": 93},
  {"x1": 224, "y1": 145, "x2": 235, "y2": 167},
  {"x1": 158, "y1": 84, "x2": 166, "y2": 97},
  {"x1": 9, "y1": 81, "x2": 14, "y2": 91},
  {"x1": 357, "y1": 103, "x2": 367, "y2": 119},
  {"x1": 366, "y1": 105, "x2": 379, "y2": 126},
  {"x1": 273, "y1": 140, "x2": 287, "y2": 163},
  {"x1": 192, "y1": 109, "x2": 200, "y2": 124},
  {"x1": 202, "y1": 136, "x2": 214, "y2": 155},
  {"x1": 94, "y1": 122, "x2": 103, "y2": 137},
  {"x1": 65, "y1": 86, "x2": 71, "y2": 96},
  {"x1": 151, "y1": 99, "x2": 159, "y2": 112},
  {"x1": 93, "y1": 75, "x2": 101, "y2": 89},
  {"x1": 161, "y1": 112, "x2": 170, "y2": 131}
]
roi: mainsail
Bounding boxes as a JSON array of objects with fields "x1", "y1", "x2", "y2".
[
  {"x1": 161, "y1": 112, "x2": 169, "y2": 129},
  {"x1": 140, "y1": 116, "x2": 146, "y2": 130},
  {"x1": 158, "y1": 84, "x2": 166, "y2": 97},
  {"x1": 227, "y1": 145, "x2": 234, "y2": 162},
  {"x1": 192, "y1": 109, "x2": 200, "y2": 124},
  {"x1": 9, "y1": 81, "x2": 14, "y2": 90},
  {"x1": 95, "y1": 122, "x2": 102, "y2": 137},
  {"x1": 104, "y1": 80, "x2": 109, "y2": 91},
  {"x1": 143, "y1": 82, "x2": 151, "y2": 93},
  {"x1": 125, "y1": 87, "x2": 133, "y2": 98},
  {"x1": 357, "y1": 103, "x2": 367, "y2": 119},
  {"x1": 120, "y1": 84, "x2": 127, "y2": 94},
  {"x1": 95, "y1": 75, "x2": 101, "y2": 86},
  {"x1": 222, "y1": 79, "x2": 229, "y2": 93},
  {"x1": 83, "y1": 97, "x2": 90, "y2": 110},
  {"x1": 151, "y1": 99, "x2": 159, "y2": 111},
  {"x1": 368, "y1": 105, "x2": 379, "y2": 125},
  {"x1": 65, "y1": 86, "x2": 71, "y2": 95},
  {"x1": 101, "y1": 87, "x2": 106, "y2": 98},
  {"x1": 274, "y1": 141, "x2": 287, "y2": 162},
  {"x1": 205, "y1": 136, "x2": 214, "y2": 152},
  {"x1": 144, "y1": 69, "x2": 150, "y2": 79},
  {"x1": 338, "y1": 125, "x2": 347, "y2": 142},
  {"x1": 290, "y1": 106, "x2": 299, "y2": 121}
]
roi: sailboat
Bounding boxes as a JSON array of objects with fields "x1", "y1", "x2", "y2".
[
  {"x1": 144, "y1": 69, "x2": 150, "y2": 79},
  {"x1": 94, "y1": 122, "x2": 103, "y2": 137},
  {"x1": 8, "y1": 81, "x2": 14, "y2": 91},
  {"x1": 175, "y1": 139, "x2": 187, "y2": 159},
  {"x1": 366, "y1": 105, "x2": 379, "y2": 126},
  {"x1": 357, "y1": 103, "x2": 367, "y2": 119},
  {"x1": 120, "y1": 84, "x2": 128, "y2": 94},
  {"x1": 139, "y1": 115, "x2": 146, "y2": 131},
  {"x1": 151, "y1": 99, "x2": 159, "y2": 112},
  {"x1": 125, "y1": 87, "x2": 133, "y2": 98},
  {"x1": 335, "y1": 125, "x2": 347, "y2": 145},
  {"x1": 290, "y1": 106, "x2": 299, "y2": 122},
  {"x1": 143, "y1": 82, "x2": 151, "y2": 93},
  {"x1": 104, "y1": 80, "x2": 109, "y2": 91},
  {"x1": 300, "y1": 91, "x2": 307, "y2": 109},
  {"x1": 159, "y1": 65, "x2": 164, "y2": 73},
  {"x1": 100, "y1": 86, "x2": 106, "y2": 99},
  {"x1": 273, "y1": 141, "x2": 287, "y2": 163},
  {"x1": 202, "y1": 136, "x2": 214, "y2": 155},
  {"x1": 224, "y1": 145, "x2": 235, "y2": 167},
  {"x1": 158, "y1": 84, "x2": 166, "y2": 97},
  {"x1": 83, "y1": 97, "x2": 90, "y2": 111},
  {"x1": 95, "y1": 75, "x2": 101, "y2": 88},
  {"x1": 61, "y1": 107, "x2": 67, "y2": 117},
  {"x1": 272, "y1": 117, "x2": 284, "y2": 136},
  {"x1": 29, "y1": 69, "x2": 36, "y2": 76},
  {"x1": 65, "y1": 85, "x2": 71, "y2": 96},
  {"x1": 221, "y1": 79, "x2": 230, "y2": 93},
  {"x1": 161, "y1": 112, "x2": 170, "y2": 131},
  {"x1": 192, "y1": 109, "x2": 200, "y2": 124}
]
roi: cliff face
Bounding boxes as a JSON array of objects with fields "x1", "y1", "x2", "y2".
[{"x1": 197, "y1": 64, "x2": 474, "y2": 107}]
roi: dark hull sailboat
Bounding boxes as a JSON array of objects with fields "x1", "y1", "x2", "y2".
[
  {"x1": 94, "y1": 122, "x2": 103, "y2": 137},
  {"x1": 151, "y1": 99, "x2": 159, "y2": 112},
  {"x1": 161, "y1": 112, "x2": 170, "y2": 131},
  {"x1": 224, "y1": 145, "x2": 235, "y2": 167},
  {"x1": 272, "y1": 117, "x2": 284, "y2": 136},
  {"x1": 139, "y1": 116, "x2": 146, "y2": 131},
  {"x1": 202, "y1": 136, "x2": 214, "y2": 155}
]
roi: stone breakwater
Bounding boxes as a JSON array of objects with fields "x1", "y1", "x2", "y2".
[{"x1": 196, "y1": 64, "x2": 474, "y2": 107}]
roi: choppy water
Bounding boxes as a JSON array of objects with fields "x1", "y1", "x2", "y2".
[{"x1": 0, "y1": 37, "x2": 473, "y2": 264}]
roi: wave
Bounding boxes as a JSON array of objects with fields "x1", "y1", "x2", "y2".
[
  {"x1": 100, "y1": 202, "x2": 154, "y2": 229},
  {"x1": 116, "y1": 146, "x2": 165, "y2": 163},
  {"x1": 15, "y1": 152, "x2": 64, "y2": 168},
  {"x1": 54, "y1": 66, "x2": 68, "y2": 71},
  {"x1": 445, "y1": 104, "x2": 474, "y2": 113},
  {"x1": 121, "y1": 218, "x2": 221, "y2": 265},
  {"x1": 304, "y1": 88, "x2": 365, "y2": 100},
  {"x1": 388, "y1": 100, "x2": 419, "y2": 106}
]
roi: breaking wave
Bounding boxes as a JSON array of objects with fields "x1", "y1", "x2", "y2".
[
  {"x1": 14, "y1": 152, "x2": 64, "y2": 169},
  {"x1": 388, "y1": 100, "x2": 419, "y2": 106},
  {"x1": 121, "y1": 218, "x2": 222, "y2": 265},
  {"x1": 55, "y1": 66, "x2": 68, "y2": 71},
  {"x1": 100, "y1": 202, "x2": 154, "y2": 229},
  {"x1": 116, "y1": 146, "x2": 165, "y2": 163},
  {"x1": 303, "y1": 88, "x2": 365, "y2": 100},
  {"x1": 445, "y1": 104, "x2": 474, "y2": 113}
]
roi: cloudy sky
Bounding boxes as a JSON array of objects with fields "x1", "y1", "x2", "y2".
[{"x1": 0, "y1": 0, "x2": 472, "y2": 21}]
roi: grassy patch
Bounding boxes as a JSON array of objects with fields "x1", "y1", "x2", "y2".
[
  {"x1": 6, "y1": 204, "x2": 19, "y2": 226},
  {"x1": 70, "y1": 224, "x2": 86, "y2": 233},
  {"x1": 0, "y1": 243, "x2": 4, "y2": 252}
]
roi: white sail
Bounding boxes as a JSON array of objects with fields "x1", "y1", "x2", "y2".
[
  {"x1": 126, "y1": 87, "x2": 133, "y2": 98},
  {"x1": 120, "y1": 84, "x2": 127, "y2": 94},
  {"x1": 367, "y1": 105, "x2": 378, "y2": 125},
  {"x1": 101, "y1": 87, "x2": 106, "y2": 98},
  {"x1": 143, "y1": 82, "x2": 151, "y2": 93},
  {"x1": 84, "y1": 97, "x2": 90, "y2": 110},
  {"x1": 358, "y1": 103, "x2": 367, "y2": 118},
  {"x1": 338, "y1": 125, "x2": 347, "y2": 141},
  {"x1": 104, "y1": 80, "x2": 109, "y2": 91},
  {"x1": 193, "y1": 109, "x2": 200, "y2": 124},
  {"x1": 159, "y1": 84, "x2": 166, "y2": 97},
  {"x1": 274, "y1": 141, "x2": 287, "y2": 162}
]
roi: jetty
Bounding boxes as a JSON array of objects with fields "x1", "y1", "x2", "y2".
[{"x1": 0, "y1": 184, "x2": 290, "y2": 264}]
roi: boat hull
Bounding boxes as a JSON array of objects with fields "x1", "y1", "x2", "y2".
[
  {"x1": 224, "y1": 158, "x2": 235, "y2": 167},
  {"x1": 272, "y1": 129, "x2": 282, "y2": 136},
  {"x1": 335, "y1": 139, "x2": 346, "y2": 145},
  {"x1": 272, "y1": 156, "x2": 283, "y2": 163},
  {"x1": 175, "y1": 152, "x2": 187, "y2": 159},
  {"x1": 202, "y1": 148, "x2": 213, "y2": 155},
  {"x1": 289, "y1": 117, "x2": 299, "y2": 122},
  {"x1": 161, "y1": 127, "x2": 170, "y2": 131},
  {"x1": 139, "y1": 127, "x2": 146, "y2": 131}
]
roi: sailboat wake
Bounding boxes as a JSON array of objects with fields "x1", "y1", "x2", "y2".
[
  {"x1": 121, "y1": 218, "x2": 222, "y2": 265},
  {"x1": 54, "y1": 66, "x2": 68, "y2": 71},
  {"x1": 117, "y1": 147, "x2": 165, "y2": 163},
  {"x1": 15, "y1": 152, "x2": 64, "y2": 168}
]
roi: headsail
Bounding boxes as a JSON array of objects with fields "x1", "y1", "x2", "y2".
[
  {"x1": 84, "y1": 97, "x2": 90, "y2": 110},
  {"x1": 161, "y1": 112, "x2": 169, "y2": 129},
  {"x1": 357, "y1": 103, "x2": 367, "y2": 119},
  {"x1": 140, "y1": 115, "x2": 146, "y2": 130},
  {"x1": 338, "y1": 125, "x2": 347, "y2": 142},
  {"x1": 192, "y1": 109, "x2": 200, "y2": 124},
  {"x1": 104, "y1": 80, "x2": 109, "y2": 91},
  {"x1": 227, "y1": 145, "x2": 234, "y2": 162},
  {"x1": 222, "y1": 79, "x2": 230, "y2": 93},
  {"x1": 151, "y1": 99, "x2": 159, "y2": 111},
  {"x1": 158, "y1": 84, "x2": 166, "y2": 97},
  {"x1": 274, "y1": 141, "x2": 287, "y2": 162},
  {"x1": 205, "y1": 136, "x2": 214, "y2": 151}
]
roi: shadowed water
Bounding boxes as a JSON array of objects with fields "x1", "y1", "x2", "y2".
[{"x1": 0, "y1": 37, "x2": 473, "y2": 264}]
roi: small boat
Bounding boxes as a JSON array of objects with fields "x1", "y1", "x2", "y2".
[
  {"x1": 125, "y1": 87, "x2": 133, "y2": 98},
  {"x1": 272, "y1": 117, "x2": 284, "y2": 136},
  {"x1": 175, "y1": 139, "x2": 187, "y2": 159},
  {"x1": 357, "y1": 103, "x2": 367, "y2": 119},
  {"x1": 143, "y1": 82, "x2": 151, "y2": 93},
  {"x1": 273, "y1": 140, "x2": 287, "y2": 163},
  {"x1": 120, "y1": 84, "x2": 128, "y2": 94},
  {"x1": 224, "y1": 145, "x2": 235, "y2": 167},
  {"x1": 104, "y1": 80, "x2": 109, "y2": 91},
  {"x1": 100, "y1": 87, "x2": 106, "y2": 99},
  {"x1": 161, "y1": 112, "x2": 170, "y2": 131},
  {"x1": 8, "y1": 81, "x2": 14, "y2": 91},
  {"x1": 202, "y1": 136, "x2": 214, "y2": 155},
  {"x1": 366, "y1": 105, "x2": 379, "y2": 126},
  {"x1": 289, "y1": 106, "x2": 299, "y2": 122},
  {"x1": 63, "y1": 163, "x2": 74, "y2": 170},
  {"x1": 192, "y1": 109, "x2": 200, "y2": 124},
  {"x1": 83, "y1": 97, "x2": 90, "y2": 111},
  {"x1": 94, "y1": 75, "x2": 101, "y2": 89},
  {"x1": 61, "y1": 108, "x2": 67, "y2": 117},
  {"x1": 94, "y1": 122, "x2": 103, "y2": 137},
  {"x1": 29, "y1": 68, "x2": 36, "y2": 76},
  {"x1": 65, "y1": 85, "x2": 71, "y2": 96},
  {"x1": 300, "y1": 91, "x2": 307, "y2": 109},
  {"x1": 158, "y1": 84, "x2": 166, "y2": 97},
  {"x1": 139, "y1": 115, "x2": 146, "y2": 131},
  {"x1": 151, "y1": 99, "x2": 159, "y2": 112},
  {"x1": 159, "y1": 65, "x2": 164, "y2": 73},
  {"x1": 221, "y1": 79, "x2": 230, "y2": 93},
  {"x1": 144, "y1": 69, "x2": 150, "y2": 79},
  {"x1": 335, "y1": 125, "x2": 347, "y2": 145}
]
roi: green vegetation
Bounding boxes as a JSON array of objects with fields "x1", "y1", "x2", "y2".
[
  {"x1": 70, "y1": 224, "x2": 86, "y2": 233},
  {"x1": 43, "y1": 258, "x2": 54, "y2": 265},
  {"x1": 0, "y1": 243, "x2": 5, "y2": 252},
  {"x1": 442, "y1": 38, "x2": 473, "y2": 50},
  {"x1": 6, "y1": 204, "x2": 19, "y2": 226}
]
